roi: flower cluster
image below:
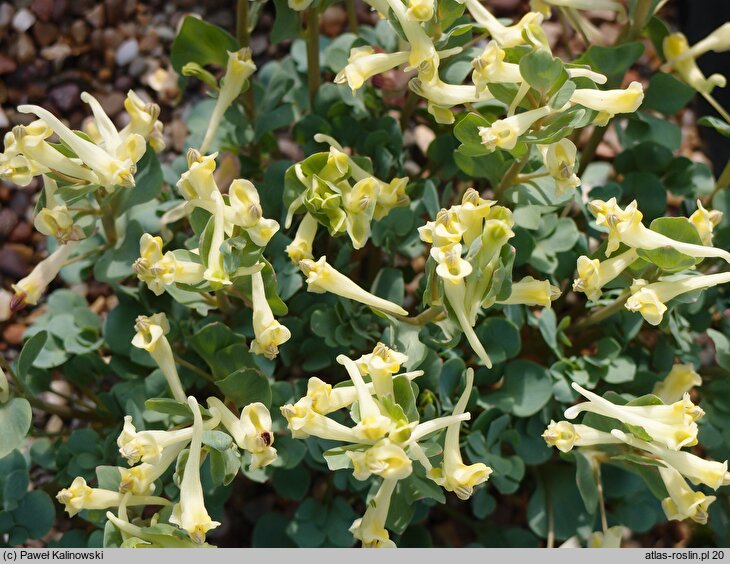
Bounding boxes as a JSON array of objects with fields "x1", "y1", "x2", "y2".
[
  {"x1": 543, "y1": 370, "x2": 729, "y2": 525},
  {"x1": 3, "y1": 90, "x2": 164, "y2": 311},
  {"x1": 281, "y1": 344, "x2": 490, "y2": 547},
  {"x1": 284, "y1": 134, "x2": 410, "y2": 251},
  {"x1": 573, "y1": 198, "x2": 730, "y2": 325},
  {"x1": 419, "y1": 188, "x2": 559, "y2": 367},
  {"x1": 59, "y1": 395, "x2": 277, "y2": 546}
]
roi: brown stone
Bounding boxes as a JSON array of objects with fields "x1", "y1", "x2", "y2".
[
  {"x1": 2, "y1": 324, "x2": 26, "y2": 346},
  {"x1": 8, "y1": 221, "x2": 32, "y2": 243},
  {"x1": 32, "y1": 21, "x2": 59, "y2": 47},
  {"x1": 85, "y1": 3, "x2": 105, "y2": 28},
  {"x1": 320, "y1": 4, "x2": 347, "y2": 37},
  {"x1": 0, "y1": 53, "x2": 16, "y2": 75},
  {"x1": 69, "y1": 20, "x2": 88, "y2": 44},
  {"x1": 30, "y1": 0, "x2": 54, "y2": 22},
  {"x1": 14, "y1": 33, "x2": 36, "y2": 65}
]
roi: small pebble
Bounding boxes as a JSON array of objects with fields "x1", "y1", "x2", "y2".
[
  {"x1": 12, "y1": 8, "x2": 36, "y2": 32},
  {"x1": 115, "y1": 37, "x2": 138, "y2": 66},
  {"x1": 2, "y1": 324, "x2": 26, "y2": 347},
  {"x1": 15, "y1": 33, "x2": 37, "y2": 65},
  {"x1": 49, "y1": 83, "x2": 81, "y2": 112},
  {"x1": 0, "y1": 2, "x2": 14, "y2": 28},
  {"x1": 30, "y1": 0, "x2": 54, "y2": 22},
  {"x1": 85, "y1": 3, "x2": 105, "y2": 28}
]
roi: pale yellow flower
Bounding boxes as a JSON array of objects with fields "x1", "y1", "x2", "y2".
[
  {"x1": 542, "y1": 420, "x2": 622, "y2": 453},
  {"x1": 132, "y1": 313, "x2": 186, "y2": 402},
  {"x1": 428, "y1": 369, "x2": 491, "y2": 499},
  {"x1": 565, "y1": 383, "x2": 699, "y2": 451},
  {"x1": 11, "y1": 241, "x2": 80, "y2": 310},
  {"x1": 299, "y1": 257, "x2": 408, "y2": 316},
  {"x1": 654, "y1": 364, "x2": 702, "y2": 404},
  {"x1": 572, "y1": 249, "x2": 638, "y2": 302},
  {"x1": 56, "y1": 477, "x2": 169, "y2": 517}
]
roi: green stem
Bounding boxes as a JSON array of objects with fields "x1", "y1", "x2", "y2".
[
  {"x1": 702, "y1": 92, "x2": 730, "y2": 126},
  {"x1": 345, "y1": 0, "x2": 358, "y2": 33},
  {"x1": 707, "y1": 159, "x2": 730, "y2": 204},
  {"x1": 626, "y1": 0, "x2": 652, "y2": 41},
  {"x1": 400, "y1": 89, "x2": 419, "y2": 131},
  {"x1": 306, "y1": 7, "x2": 321, "y2": 109},
  {"x1": 173, "y1": 354, "x2": 215, "y2": 384},
  {"x1": 392, "y1": 305, "x2": 445, "y2": 326},
  {"x1": 568, "y1": 290, "x2": 630, "y2": 334},
  {"x1": 594, "y1": 462, "x2": 609, "y2": 534},
  {"x1": 61, "y1": 243, "x2": 111, "y2": 268},
  {"x1": 0, "y1": 355, "x2": 107, "y2": 422},
  {"x1": 577, "y1": 125, "x2": 607, "y2": 177},
  {"x1": 237, "y1": 0, "x2": 257, "y2": 127},
  {"x1": 495, "y1": 153, "x2": 530, "y2": 199}
]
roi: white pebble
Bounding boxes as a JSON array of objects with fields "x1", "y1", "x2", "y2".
[
  {"x1": 12, "y1": 8, "x2": 35, "y2": 32},
  {"x1": 115, "y1": 38, "x2": 139, "y2": 66}
]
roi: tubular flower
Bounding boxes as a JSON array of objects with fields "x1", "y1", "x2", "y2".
[
  {"x1": 119, "y1": 442, "x2": 186, "y2": 495},
  {"x1": 689, "y1": 200, "x2": 723, "y2": 245},
  {"x1": 542, "y1": 420, "x2": 623, "y2": 453},
  {"x1": 663, "y1": 33, "x2": 727, "y2": 95},
  {"x1": 120, "y1": 90, "x2": 165, "y2": 152},
  {"x1": 132, "y1": 313, "x2": 186, "y2": 402},
  {"x1": 117, "y1": 415, "x2": 207, "y2": 466},
  {"x1": 569, "y1": 82, "x2": 644, "y2": 124},
  {"x1": 460, "y1": 0, "x2": 543, "y2": 47},
  {"x1": 240, "y1": 402, "x2": 278, "y2": 470},
  {"x1": 200, "y1": 48, "x2": 256, "y2": 153},
  {"x1": 406, "y1": 0, "x2": 434, "y2": 21},
  {"x1": 335, "y1": 47, "x2": 410, "y2": 93},
  {"x1": 565, "y1": 383, "x2": 700, "y2": 451},
  {"x1": 170, "y1": 397, "x2": 221, "y2": 544},
  {"x1": 338, "y1": 355, "x2": 394, "y2": 441},
  {"x1": 588, "y1": 198, "x2": 730, "y2": 261},
  {"x1": 249, "y1": 270, "x2": 291, "y2": 360},
  {"x1": 8, "y1": 122, "x2": 99, "y2": 185},
  {"x1": 349, "y1": 479, "x2": 398, "y2": 548},
  {"x1": 611, "y1": 430, "x2": 730, "y2": 491},
  {"x1": 409, "y1": 78, "x2": 488, "y2": 124},
  {"x1": 572, "y1": 249, "x2": 638, "y2": 302},
  {"x1": 679, "y1": 22, "x2": 730, "y2": 60},
  {"x1": 653, "y1": 364, "x2": 702, "y2": 405},
  {"x1": 11, "y1": 240, "x2": 80, "y2": 311},
  {"x1": 658, "y1": 465, "x2": 716, "y2": 525},
  {"x1": 299, "y1": 257, "x2": 408, "y2": 316},
  {"x1": 498, "y1": 275, "x2": 561, "y2": 308},
  {"x1": 418, "y1": 208, "x2": 467, "y2": 247},
  {"x1": 203, "y1": 190, "x2": 231, "y2": 286},
  {"x1": 281, "y1": 397, "x2": 365, "y2": 442},
  {"x1": 356, "y1": 342, "x2": 408, "y2": 399},
  {"x1": 436, "y1": 245, "x2": 492, "y2": 368},
  {"x1": 529, "y1": 0, "x2": 623, "y2": 17},
  {"x1": 342, "y1": 177, "x2": 379, "y2": 249},
  {"x1": 347, "y1": 440, "x2": 413, "y2": 481},
  {"x1": 56, "y1": 477, "x2": 169, "y2": 517},
  {"x1": 304, "y1": 372, "x2": 421, "y2": 415},
  {"x1": 286, "y1": 213, "x2": 318, "y2": 265},
  {"x1": 383, "y1": 0, "x2": 436, "y2": 70},
  {"x1": 133, "y1": 234, "x2": 206, "y2": 296},
  {"x1": 229, "y1": 179, "x2": 263, "y2": 228},
  {"x1": 478, "y1": 106, "x2": 553, "y2": 152},
  {"x1": 428, "y1": 369, "x2": 491, "y2": 500},
  {"x1": 34, "y1": 176, "x2": 83, "y2": 243},
  {"x1": 18, "y1": 101, "x2": 145, "y2": 189},
  {"x1": 472, "y1": 41, "x2": 606, "y2": 96},
  {"x1": 177, "y1": 150, "x2": 219, "y2": 203},
  {"x1": 457, "y1": 188, "x2": 496, "y2": 247},
  {"x1": 539, "y1": 138, "x2": 581, "y2": 194},
  {"x1": 626, "y1": 272, "x2": 730, "y2": 326}
]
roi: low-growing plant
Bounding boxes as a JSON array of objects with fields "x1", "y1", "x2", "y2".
[{"x1": 1, "y1": 0, "x2": 730, "y2": 549}]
